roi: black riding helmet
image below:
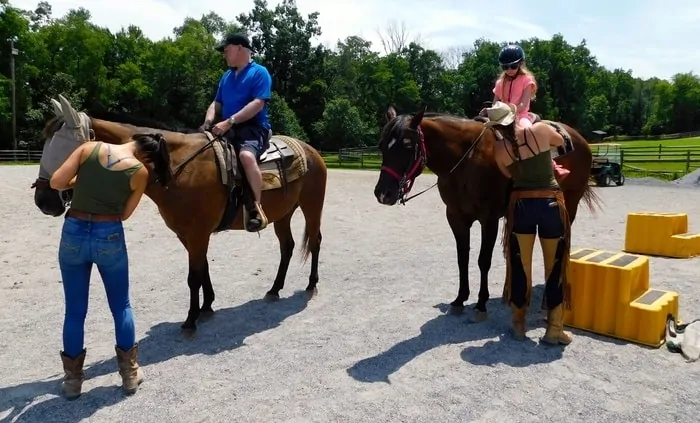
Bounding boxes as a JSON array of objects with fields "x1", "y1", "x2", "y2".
[{"x1": 498, "y1": 44, "x2": 525, "y2": 66}]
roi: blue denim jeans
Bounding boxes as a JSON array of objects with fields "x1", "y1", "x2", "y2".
[{"x1": 58, "y1": 216, "x2": 135, "y2": 358}]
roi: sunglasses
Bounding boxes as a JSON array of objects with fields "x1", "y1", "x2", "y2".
[{"x1": 501, "y1": 63, "x2": 520, "y2": 70}]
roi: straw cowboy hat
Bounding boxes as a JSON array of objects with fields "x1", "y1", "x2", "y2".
[{"x1": 484, "y1": 101, "x2": 517, "y2": 127}]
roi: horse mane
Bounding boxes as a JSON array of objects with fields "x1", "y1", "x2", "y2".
[
  {"x1": 383, "y1": 110, "x2": 478, "y2": 140},
  {"x1": 423, "y1": 111, "x2": 477, "y2": 123},
  {"x1": 86, "y1": 108, "x2": 201, "y2": 134},
  {"x1": 387, "y1": 111, "x2": 476, "y2": 133}
]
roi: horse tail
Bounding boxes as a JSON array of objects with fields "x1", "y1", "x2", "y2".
[
  {"x1": 300, "y1": 227, "x2": 313, "y2": 264},
  {"x1": 581, "y1": 175, "x2": 603, "y2": 215},
  {"x1": 297, "y1": 143, "x2": 326, "y2": 264}
]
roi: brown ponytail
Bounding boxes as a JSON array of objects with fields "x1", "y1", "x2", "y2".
[{"x1": 133, "y1": 133, "x2": 172, "y2": 187}]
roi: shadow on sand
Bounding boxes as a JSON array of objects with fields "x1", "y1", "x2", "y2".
[
  {"x1": 346, "y1": 284, "x2": 632, "y2": 383},
  {"x1": 0, "y1": 290, "x2": 311, "y2": 422}
]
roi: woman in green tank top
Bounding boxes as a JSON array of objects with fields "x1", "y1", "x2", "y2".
[
  {"x1": 48, "y1": 134, "x2": 169, "y2": 399},
  {"x1": 487, "y1": 101, "x2": 574, "y2": 348}
]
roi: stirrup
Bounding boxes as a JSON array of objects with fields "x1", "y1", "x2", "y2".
[{"x1": 243, "y1": 203, "x2": 268, "y2": 232}]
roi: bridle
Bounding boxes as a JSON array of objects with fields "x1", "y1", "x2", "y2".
[
  {"x1": 380, "y1": 126, "x2": 428, "y2": 204},
  {"x1": 380, "y1": 123, "x2": 488, "y2": 205},
  {"x1": 30, "y1": 177, "x2": 74, "y2": 208}
]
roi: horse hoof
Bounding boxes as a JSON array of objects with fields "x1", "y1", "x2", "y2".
[
  {"x1": 264, "y1": 293, "x2": 280, "y2": 302},
  {"x1": 180, "y1": 317, "x2": 197, "y2": 330},
  {"x1": 304, "y1": 287, "x2": 318, "y2": 300},
  {"x1": 181, "y1": 328, "x2": 196, "y2": 339},
  {"x1": 469, "y1": 310, "x2": 488, "y2": 323},
  {"x1": 199, "y1": 309, "x2": 215, "y2": 321},
  {"x1": 448, "y1": 305, "x2": 465, "y2": 315}
]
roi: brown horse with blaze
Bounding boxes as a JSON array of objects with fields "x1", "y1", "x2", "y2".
[
  {"x1": 373, "y1": 104, "x2": 601, "y2": 328},
  {"x1": 32, "y1": 95, "x2": 327, "y2": 332}
]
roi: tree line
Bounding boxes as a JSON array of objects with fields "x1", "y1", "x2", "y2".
[{"x1": 1, "y1": 0, "x2": 699, "y2": 151}]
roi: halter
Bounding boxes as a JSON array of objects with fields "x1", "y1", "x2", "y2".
[
  {"x1": 380, "y1": 124, "x2": 488, "y2": 205},
  {"x1": 380, "y1": 126, "x2": 428, "y2": 204},
  {"x1": 30, "y1": 177, "x2": 73, "y2": 208}
]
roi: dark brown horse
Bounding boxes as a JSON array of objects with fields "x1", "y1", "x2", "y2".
[
  {"x1": 373, "y1": 105, "x2": 601, "y2": 321},
  {"x1": 32, "y1": 95, "x2": 327, "y2": 332}
]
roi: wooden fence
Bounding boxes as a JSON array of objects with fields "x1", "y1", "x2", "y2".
[
  {"x1": 5, "y1": 144, "x2": 700, "y2": 181},
  {"x1": 0, "y1": 149, "x2": 42, "y2": 163},
  {"x1": 591, "y1": 144, "x2": 700, "y2": 180},
  {"x1": 320, "y1": 147, "x2": 381, "y2": 169}
]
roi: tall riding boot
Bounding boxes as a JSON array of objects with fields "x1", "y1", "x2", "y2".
[
  {"x1": 510, "y1": 304, "x2": 527, "y2": 340},
  {"x1": 542, "y1": 304, "x2": 573, "y2": 345},
  {"x1": 60, "y1": 349, "x2": 86, "y2": 400},
  {"x1": 540, "y1": 237, "x2": 573, "y2": 345},
  {"x1": 506, "y1": 233, "x2": 536, "y2": 339},
  {"x1": 115, "y1": 343, "x2": 144, "y2": 395}
]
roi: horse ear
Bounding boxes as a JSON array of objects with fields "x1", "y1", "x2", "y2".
[
  {"x1": 50, "y1": 99, "x2": 64, "y2": 118},
  {"x1": 58, "y1": 94, "x2": 81, "y2": 128},
  {"x1": 409, "y1": 104, "x2": 427, "y2": 128},
  {"x1": 385, "y1": 105, "x2": 397, "y2": 123}
]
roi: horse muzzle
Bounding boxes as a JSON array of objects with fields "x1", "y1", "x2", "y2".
[{"x1": 32, "y1": 179, "x2": 70, "y2": 217}]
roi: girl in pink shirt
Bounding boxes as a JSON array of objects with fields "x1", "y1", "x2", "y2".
[{"x1": 491, "y1": 44, "x2": 569, "y2": 179}]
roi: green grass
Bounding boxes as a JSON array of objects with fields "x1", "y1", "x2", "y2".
[{"x1": 612, "y1": 137, "x2": 700, "y2": 148}]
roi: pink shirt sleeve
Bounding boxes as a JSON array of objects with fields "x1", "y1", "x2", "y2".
[
  {"x1": 518, "y1": 74, "x2": 536, "y2": 92},
  {"x1": 492, "y1": 79, "x2": 502, "y2": 99}
]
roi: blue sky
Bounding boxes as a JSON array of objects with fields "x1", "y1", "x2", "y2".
[{"x1": 14, "y1": 0, "x2": 699, "y2": 80}]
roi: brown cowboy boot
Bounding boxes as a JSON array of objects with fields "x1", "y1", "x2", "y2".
[
  {"x1": 115, "y1": 343, "x2": 144, "y2": 395},
  {"x1": 542, "y1": 304, "x2": 573, "y2": 345},
  {"x1": 60, "y1": 349, "x2": 86, "y2": 400},
  {"x1": 510, "y1": 304, "x2": 527, "y2": 340}
]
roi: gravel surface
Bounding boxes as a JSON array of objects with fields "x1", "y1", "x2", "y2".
[
  {"x1": 673, "y1": 168, "x2": 700, "y2": 186},
  {"x1": 1, "y1": 165, "x2": 699, "y2": 423}
]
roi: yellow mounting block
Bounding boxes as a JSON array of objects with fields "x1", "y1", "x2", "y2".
[
  {"x1": 624, "y1": 212, "x2": 700, "y2": 258},
  {"x1": 564, "y1": 248, "x2": 679, "y2": 347}
]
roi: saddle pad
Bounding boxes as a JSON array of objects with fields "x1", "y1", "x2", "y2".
[{"x1": 210, "y1": 133, "x2": 309, "y2": 192}]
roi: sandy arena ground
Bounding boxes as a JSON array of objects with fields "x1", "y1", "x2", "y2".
[{"x1": 1, "y1": 165, "x2": 700, "y2": 423}]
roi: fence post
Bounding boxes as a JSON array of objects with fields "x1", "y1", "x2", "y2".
[
  {"x1": 658, "y1": 144, "x2": 661, "y2": 159},
  {"x1": 620, "y1": 150, "x2": 624, "y2": 169},
  {"x1": 686, "y1": 150, "x2": 691, "y2": 173}
]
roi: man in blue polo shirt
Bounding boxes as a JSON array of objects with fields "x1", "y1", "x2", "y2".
[{"x1": 201, "y1": 33, "x2": 272, "y2": 232}]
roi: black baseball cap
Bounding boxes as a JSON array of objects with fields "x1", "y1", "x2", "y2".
[{"x1": 215, "y1": 33, "x2": 253, "y2": 52}]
